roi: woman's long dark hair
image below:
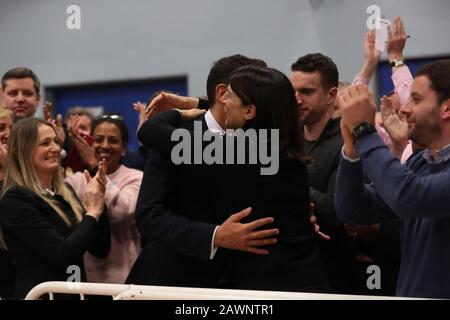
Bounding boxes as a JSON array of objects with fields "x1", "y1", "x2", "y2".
[{"x1": 229, "y1": 65, "x2": 307, "y2": 161}]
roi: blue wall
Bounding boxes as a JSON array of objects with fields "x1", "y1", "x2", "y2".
[{"x1": 51, "y1": 77, "x2": 187, "y2": 151}]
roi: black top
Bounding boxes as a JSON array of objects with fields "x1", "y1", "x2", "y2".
[
  {"x1": 0, "y1": 180, "x2": 15, "y2": 299},
  {"x1": 0, "y1": 246, "x2": 14, "y2": 299},
  {"x1": 304, "y1": 117, "x2": 360, "y2": 293},
  {"x1": 0, "y1": 185, "x2": 110, "y2": 299},
  {"x1": 139, "y1": 110, "x2": 328, "y2": 292}
]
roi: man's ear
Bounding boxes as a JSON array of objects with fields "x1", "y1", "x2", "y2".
[
  {"x1": 441, "y1": 98, "x2": 450, "y2": 120},
  {"x1": 328, "y1": 87, "x2": 338, "y2": 105},
  {"x1": 245, "y1": 104, "x2": 257, "y2": 121},
  {"x1": 216, "y1": 84, "x2": 228, "y2": 103}
]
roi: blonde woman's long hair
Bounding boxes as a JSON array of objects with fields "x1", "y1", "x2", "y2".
[
  {"x1": 0, "y1": 105, "x2": 12, "y2": 169},
  {"x1": 1, "y1": 118, "x2": 84, "y2": 226},
  {"x1": 0, "y1": 105, "x2": 12, "y2": 119}
]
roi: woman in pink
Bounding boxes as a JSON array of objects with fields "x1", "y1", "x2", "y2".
[{"x1": 66, "y1": 115, "x2": 142, "y2": 284}]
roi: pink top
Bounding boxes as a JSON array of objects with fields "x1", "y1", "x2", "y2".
[
  {"x1": 353, "y1": 66, "x2": 413, "y2": 163},
  {"x1": 66, "y1": 165, "x2": 143, "y2": 283}
]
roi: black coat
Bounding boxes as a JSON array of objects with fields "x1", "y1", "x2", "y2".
[
  {"x1": 0, "y1": 185, "x2": 110, "y2": 299},
  {"x1": 134, "y1": 110, "x2": 328, "y2": 292},
  {"x1": 126, "y1": 115, "x2": 223, "y2": 288}
]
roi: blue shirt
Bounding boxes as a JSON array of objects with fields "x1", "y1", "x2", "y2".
[{"x1": 335, "y1": 132, "x2": 450, "y2": 298}]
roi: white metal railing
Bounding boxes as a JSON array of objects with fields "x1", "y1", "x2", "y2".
[{"x1": 24, "y1": 281, "x2": 421, "y2": 300}]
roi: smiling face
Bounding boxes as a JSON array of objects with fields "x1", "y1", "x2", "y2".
[
  {"x1": 2, "y1": 78, "x2": 40, "y2": 119},
  {"x1": 0, "y1": 114, "x2": 13, "y2": 146},
  {"x1": 222, "y1": 86, "x2": 255, "y2": 129},
  {"x1": 399, "y1": 75, "x2": 442, "y2": 148},
  {"x1": 92, "y1": 122, "x2": 125, "y2": 174},
  {"x1": 290, "y1": 71, "x2": 333, "y2": 126},
  {"x1": 32, "y1": 124, "x2": 61, "y2": 177}
]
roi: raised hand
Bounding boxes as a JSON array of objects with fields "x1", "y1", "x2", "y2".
[
  {"x1": 380, "y1": 95, "x2": 409, "y2": 157},
  {"x1": 145, "y1": 92, "x2": 200, "y2": 120},
  {"x1": 355, "y1": 30, "x2": 382, "y2": 80},
  {"x1": 65, "y1": 166, "x2": 74, "y2": 178},
  {"x1": 83, "y1": 159, "x2": 107, "y2": 220},
  {"x1": 43, "y1": 100, "x2": 53, "y2": 122},
  {"x1": 214, "y1": 207, "x2": 279, "y2": 255},
  {"x1": 364, "y1": 29, "x2": 382, "y2": 66},
  {"x1": 44, "y1": 101, "x2": 66, "y2": 145},
  {"x1": 68, "y1": 128, "x2": 97, "y2": 170},
  {"x1": 387, "y1": 16, "x2": 407, "y2": 63},
  {"x1": 68, "y1": 114, "x2": 81, "y2": 137},
  {"x1": 338, "y1": 84, "x2": 376, "y2": 130},
  {"x1": 94, "y1": 158, "x2": 108, "y2": 188},
  {"x1": 133, "y1": 101, "x2": 147, "y2": 131}
]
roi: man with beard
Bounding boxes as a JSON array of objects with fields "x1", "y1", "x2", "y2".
[{"x1": 336, "y1": 60, "x2": 450, "y2": 298}]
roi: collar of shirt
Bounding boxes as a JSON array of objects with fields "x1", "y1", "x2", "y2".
[
  {"x1": 204, "y1": 110, "x2": 225, "y2": 134},
  {"x1": 423, "y1": 144, "x2": 450, "y2": 164}
]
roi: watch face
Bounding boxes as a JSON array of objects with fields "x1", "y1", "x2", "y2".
[
  {"x1": 392, "y1": 60, "x2": 405, "y2": 67},
  {"x1": 352, "y1": 123, "x2": 376, "y2": 139}
]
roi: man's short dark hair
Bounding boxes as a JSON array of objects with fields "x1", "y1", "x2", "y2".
[
  {"x1": 1, "y1": 67, "x2": 41, "y2": 95},
  {"x1": 416, "y1": 60, "x2": 450, "y2": 105},
  {"x1": 291, "y1": 53, "x2": 339, "y2": 91},
  {"x1": 206, "y1": 54, "x2": 267, "y2": 103}
]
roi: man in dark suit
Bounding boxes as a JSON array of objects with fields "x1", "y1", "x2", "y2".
[{"x1": 126, "y1": 55, "x2": 277, "y2": 288}]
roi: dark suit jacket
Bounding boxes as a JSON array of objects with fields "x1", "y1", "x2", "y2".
[
  {"x1": 134, "y1": 110, "x2": 328, "y2": 292},
  {"x1": 126, "y1": 114, "x2": 224, "y2": 288},
  {"x1": 0, "y1": 185, "x2": 110, "y2": 299}
]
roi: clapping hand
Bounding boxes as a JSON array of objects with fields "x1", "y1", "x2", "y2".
[
  {"x1": 380, "y1": 95, "x2": 409, "y2": 157},
  {"x1": 84, "y1": 159, "x2": 107, "y2": 220},
  {"x1": 387, "y1": 17, "x2": 408, "y2": 63},
  {"x1": 44, "y1": 101, "x2": 66, "y2": 145},
  {"x1": 68, "y1": 115, "x2": 97, "y2": 170}
]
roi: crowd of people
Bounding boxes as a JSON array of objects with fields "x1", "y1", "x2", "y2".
[{"x1": 0, "y1": 17, "x2": 449, "y2": 299}]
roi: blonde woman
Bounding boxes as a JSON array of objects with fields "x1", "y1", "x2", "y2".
[
  {"x1": 0, "y1": 106, "x2": 13, "y2": 298},
  {"x1": 0, "y1": 106, "x2": 13, "y2": 184},
  {"x1": 0, "y1": 118, "x2": 110, "y2": 299}
]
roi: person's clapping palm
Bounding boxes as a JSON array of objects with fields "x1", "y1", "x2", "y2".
[{"x1": 380, "y1": 95, "x2": 409, "y2": 155}]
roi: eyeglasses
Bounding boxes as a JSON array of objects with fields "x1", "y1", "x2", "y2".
[{"x1": 100, "y1": 114, "x2": 124, "y2": 121}]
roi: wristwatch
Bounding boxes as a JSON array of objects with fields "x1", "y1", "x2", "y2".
[
  {"x1": 352, "y1": 123, "x2": 376, "y2": 140},
  {"x1": 390, "y1": 59, "x2": 405, "y2": 68}
]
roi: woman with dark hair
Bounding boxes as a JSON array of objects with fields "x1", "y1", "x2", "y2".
[
  {"x1": 138, "y1": 66, "x2": 328, "y2": 292},
  {"x1": 0, "y1": 117, "x2": 110, "y2": 299},
  {"x1": 66, "y1": 115, "x2": 143, "y2": 284}
]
